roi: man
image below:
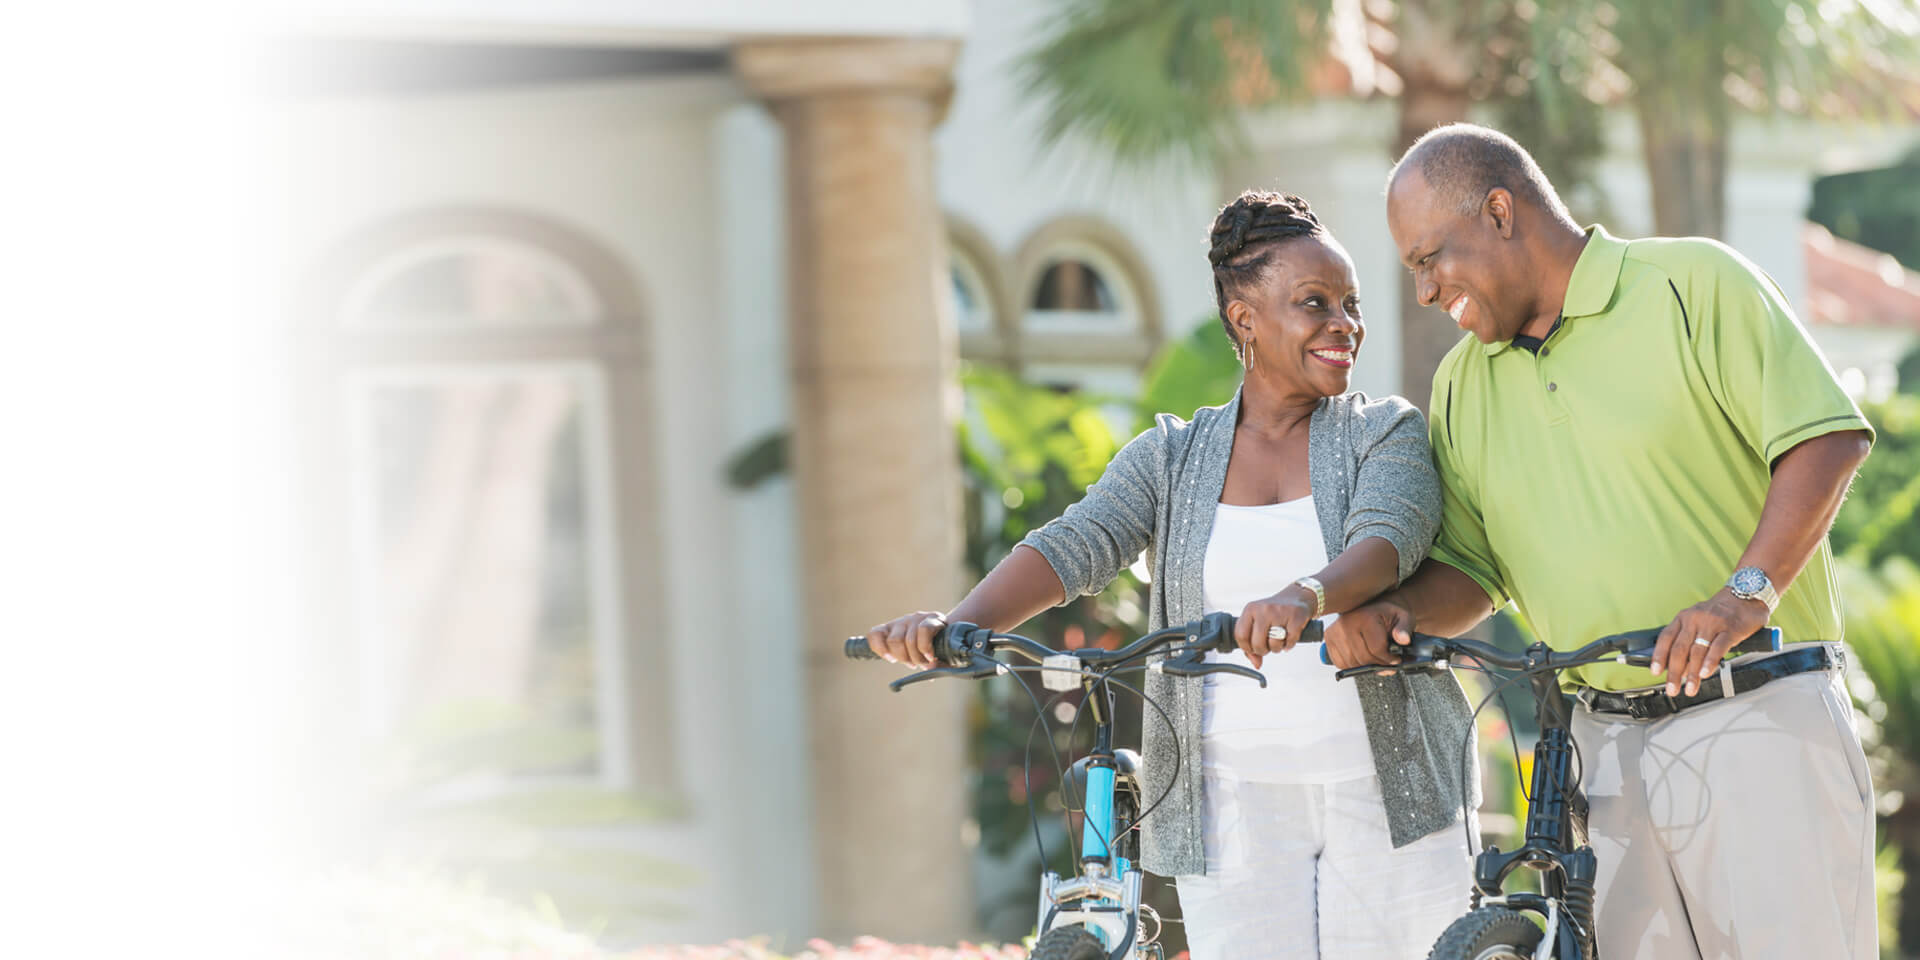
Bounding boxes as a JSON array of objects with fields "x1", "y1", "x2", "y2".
[{"x1": 1324, "y1": 123, "x2": 1877, "y2": 958}]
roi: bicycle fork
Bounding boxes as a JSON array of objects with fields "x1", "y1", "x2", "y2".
[
  {"x1": 1472, "y1": 665, "x2": 1601, "y2": 958},
  {"x1": 1037, "y1": 677, "x2": 1150, "y2": 959}
]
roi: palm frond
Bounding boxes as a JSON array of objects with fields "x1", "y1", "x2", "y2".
[{"x1": 1017, "y1": 0, "x2": 1336, "y2": 169}]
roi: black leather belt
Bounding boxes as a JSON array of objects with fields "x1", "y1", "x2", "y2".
[{"x1": 1577, "y1": 645, "x2": 1841, "y2": 720}]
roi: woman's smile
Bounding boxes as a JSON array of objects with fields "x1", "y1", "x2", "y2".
[{"x1": 1309, "y1": 345, "x2": 1356, "y2": 369}]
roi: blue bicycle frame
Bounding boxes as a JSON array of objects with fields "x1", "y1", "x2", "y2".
[
  {"x1": 1035, "y1": 675, "x2": 1146, "y2": 960},
  {"x1": 846, "y1": 612, "x2": 1276, "y2": 960}
]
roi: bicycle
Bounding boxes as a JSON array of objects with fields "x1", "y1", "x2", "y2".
[
  {"x1": 1320, "y1": 624, "x2": 1782, "y2": 960},
  {"x1": 846, "y1": 611, "x2": 1325, "y2": 960}
]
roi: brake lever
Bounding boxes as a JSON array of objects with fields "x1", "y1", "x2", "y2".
[
  {"x1": 1154, "y1": 651, "x2": 1267, "y2": 687},
  {"x1": 1204, "y1": 663, "x2": 1267, "y2": 687},
  {"x1": 888, "y1": 653, "x2": 1004, "y2": 691},
  {"x1": 1332, "y1": 645, "x2": 1441, "y2": 680}
]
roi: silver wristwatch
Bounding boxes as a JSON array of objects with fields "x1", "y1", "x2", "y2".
[{"x1": 1726, "y1": 566, "x2": 1779, "y2": 614}]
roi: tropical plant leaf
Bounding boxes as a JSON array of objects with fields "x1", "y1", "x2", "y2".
[{"x1": 1018, "y1": 0, "x2": 1335, "y2": 167}]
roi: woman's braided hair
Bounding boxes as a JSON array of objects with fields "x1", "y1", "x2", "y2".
[{"x1": 1207, "y1": 190, "x2": 1324, "y2": 361}]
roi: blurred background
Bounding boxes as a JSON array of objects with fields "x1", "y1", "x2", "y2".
[{"x1": 260, "y1": 0, "x2": 1920, "y2": 957}]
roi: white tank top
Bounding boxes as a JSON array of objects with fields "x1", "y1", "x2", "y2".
[{"x1": 1199, "y1": 497, "x2": 1375, "y2": 783}]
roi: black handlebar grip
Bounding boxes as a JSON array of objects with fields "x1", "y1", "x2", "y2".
[
  {"x1": 1211, "y1": 616, "x2": 1324, "y2": 655},
  {"x1": 1212, "y1": 624, "x2": 1239, "y2": 655},
  {"x1": 845, "y1": 623, "x2": 963, "y2": 662},
  {"x1": 1734, "y1": 626, "x2": 1783, "y2": 654}
]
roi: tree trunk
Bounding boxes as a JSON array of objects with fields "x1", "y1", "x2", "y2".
[
  {"x1": 1394, "y1": 84, "x2": 1473, "y2": 408},
  {"x1": 1635, "y1": 91, "x2": 1730, "y2": 239},
  {"x1": 1388, "y1": 0, "x2": 1478, "y2": 408}
]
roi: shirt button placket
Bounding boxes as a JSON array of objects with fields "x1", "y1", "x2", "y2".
[{"x1": 1541, "y1": 349, "x2": 1570, "y2": 424}]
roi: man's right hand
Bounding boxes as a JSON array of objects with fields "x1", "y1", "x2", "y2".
[{"x1": 1324, "y1": 597, "x2": 1413, "y2": 670}]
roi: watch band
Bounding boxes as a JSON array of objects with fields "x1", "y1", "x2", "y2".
[{"x1": 1295, "y1": 576, "x2": 1327, "y2": 618}]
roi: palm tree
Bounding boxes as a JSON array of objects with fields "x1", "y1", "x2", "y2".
[
  {"x1": 1547, "y1": 0, "x2": 1920, "y2": 239},
  {"x1": 1018, "y1": 0, "x2": 1333, "y2": 172}
]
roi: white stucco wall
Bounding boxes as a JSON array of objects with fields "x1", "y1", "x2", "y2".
[
  {"x1": 713, "y1": 101, "x2": 818, "y2": 942},
  {"x1": 279, "y1": 73, "x2": 812, "y2": 943}
]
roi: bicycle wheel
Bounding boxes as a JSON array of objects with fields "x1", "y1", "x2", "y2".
[
  {"x1": 1030, "y1": 924, "x2": 1106, "y2": 960},
  {"x1": 1425, "y1": 907, "x2": 1543, "y2": 960}
]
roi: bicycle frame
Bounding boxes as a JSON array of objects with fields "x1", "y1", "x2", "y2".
[
  {"x1": 1468, "y1": 641, "x2": 1598, "y2": 959},
  {"x1": 1036, "y1": 672, "x2": 1148, "y2": 960},
  {"x1": 847, "y1": 612, "x2": 1279, "y2": 960},
  {"x1": 1352, "y1": 625, "x2": 1783, "y2": 959}
]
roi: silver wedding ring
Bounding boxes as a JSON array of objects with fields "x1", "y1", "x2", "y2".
[
  {"x1": 1693, "y1": 636, "x2": 1711, "y2": 647},
  {"x1": 1267, "y1": 625, "x2": 1287, "y2": 642}
]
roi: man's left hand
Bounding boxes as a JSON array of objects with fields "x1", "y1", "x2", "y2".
[{"x1": 1651, "y1": 589, "x2": 1770, "y2": 697}]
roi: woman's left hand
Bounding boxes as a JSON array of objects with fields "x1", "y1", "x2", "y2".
[{"x1": 1235, "y1": 584, "x2": 1318, "y2": 670}]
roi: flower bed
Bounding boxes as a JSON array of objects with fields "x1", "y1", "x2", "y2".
[{"x1": 630, "y1": 939, "x2": 1029, "y2": 960}]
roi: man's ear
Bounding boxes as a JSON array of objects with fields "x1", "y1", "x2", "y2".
[{"x1": 1485, "y1": 187, "x2": 1515, "y2": 239}]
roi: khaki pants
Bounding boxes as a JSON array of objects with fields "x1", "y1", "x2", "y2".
[{"x1": 1571, "y1": 652, "x2": 1876, "y2": 959}]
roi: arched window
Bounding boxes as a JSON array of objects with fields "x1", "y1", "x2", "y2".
[
  {"x1": 311, "y1": 209, "x2": 663, "y2": 792},
  {"x1": 950, "y1": 248, "x2": 993, "y2": 337},
  {"x1": 1012, "y1": 222, "x2": 1162, "y2": 425},
  {"x1": 341, "y1": 233, "x2": 602, "y2": 329},
  {"x1": 1023, "y1": 240, "x2": 1142, "y2": 336},
  {"x1": 947, "y1": 217, "x2": 1012, "y2": 366}
]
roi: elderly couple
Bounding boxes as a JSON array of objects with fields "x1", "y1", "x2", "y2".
[{"x1": 863, "y1": 124, "x2": 1877, "y2": 960}]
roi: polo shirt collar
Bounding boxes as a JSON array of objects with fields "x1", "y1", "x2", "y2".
[{"x1": 1483, "y1": 224, "x2": 1628, "y2": 356}]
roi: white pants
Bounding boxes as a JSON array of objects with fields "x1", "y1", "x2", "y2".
[{"x1": 1175, "y1": 773, "x2": 1473, "y2": 960}]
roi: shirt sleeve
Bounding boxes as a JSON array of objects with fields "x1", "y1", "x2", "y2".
[
  {"x1": 1344, "y1": 398, "x2": 1443, "y2": 585},
  {"x1": 1680, "y1": 242, "x2": 1875, "y2": 464},
  {"x1": 1017, "y1": 420, "x2": 1165, "y2": 601},
  {"x1": 1425, "y1": 370, "x2": 1512, "y2": 609}
]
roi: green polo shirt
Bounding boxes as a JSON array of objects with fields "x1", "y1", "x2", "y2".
[{"x1": 1428, "y1": 225, "x2": 1873, "y2": 692}]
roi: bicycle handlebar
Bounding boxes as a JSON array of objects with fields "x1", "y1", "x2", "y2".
[
  {"x1": 845, "y1": 612, "x2": 1326, "y2": 691},
  {"x1": 1316, "y1": 625, "x2": 1782, "y2": 677}
]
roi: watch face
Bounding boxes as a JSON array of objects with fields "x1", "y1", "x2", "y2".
[{"x1": 1731, "y1": 567, "x2": 1768, "y2": 596}]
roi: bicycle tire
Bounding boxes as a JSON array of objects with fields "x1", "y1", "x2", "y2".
[
  {"x1": 1030, "y1": 924, "x2": 1107, "y2": 960},
  {"x1": 1425, "y1": 907, "x2": 1545, "y2": 960}
]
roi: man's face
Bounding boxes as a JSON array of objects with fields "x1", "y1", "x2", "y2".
[{"x1": 1386, "y1": 168, "x2": 1528, "y2": 344}]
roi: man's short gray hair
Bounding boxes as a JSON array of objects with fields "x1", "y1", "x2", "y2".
[{"x1": 1389, "y1": 123, "x2": 1574, "y2": 225}]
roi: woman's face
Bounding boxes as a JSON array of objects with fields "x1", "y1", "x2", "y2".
[{"x1": 1226, "y1": 234, "x2": 1365, "y2": 401}]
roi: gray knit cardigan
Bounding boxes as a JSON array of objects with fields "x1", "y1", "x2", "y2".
[{"x1": 1018, "y1": 389, "x2": 1479, "y2": 877}]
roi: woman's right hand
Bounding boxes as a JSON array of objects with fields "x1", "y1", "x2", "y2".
[{"x1": 864, "y1": 611, "x2": 949, "y2": 668}]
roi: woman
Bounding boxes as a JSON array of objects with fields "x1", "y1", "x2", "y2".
[{"x1": 865, "y1": 192, "x2": 1476, "y2": 960}]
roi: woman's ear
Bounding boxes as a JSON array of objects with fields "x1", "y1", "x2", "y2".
[{"x1": 1224, "y1": 297, "x2": 1258, "y2": 341}]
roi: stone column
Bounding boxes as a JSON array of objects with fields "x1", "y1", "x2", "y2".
[{"x1": 733, "y1": 38, "x2": 974, "y2": 944}]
